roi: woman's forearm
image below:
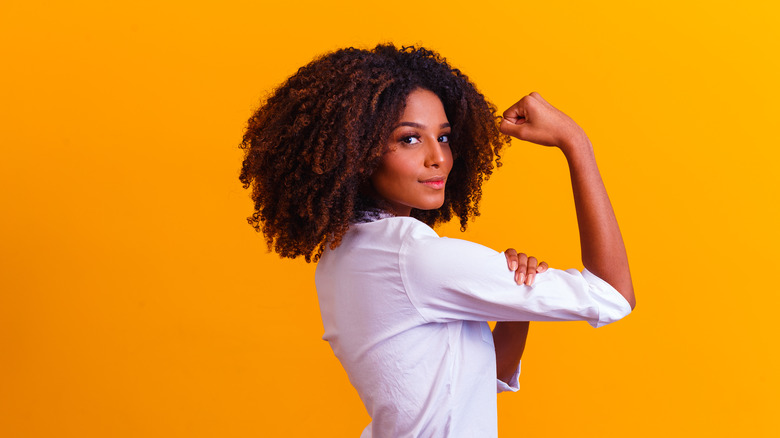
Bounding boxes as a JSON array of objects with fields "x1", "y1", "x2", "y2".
[
  {"x1": 492, "y1": 321, "x2": 529, "y2": 384},
  {"x1": 563, "y1": 138, "x2": 635, "y2": 308}
]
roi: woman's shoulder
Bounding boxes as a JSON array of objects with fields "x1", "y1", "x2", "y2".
[
  {"x1": 318, "y1": 216, "x2": 437, "y2": 264},
  {"x1": 399, "y1": 221, "x2": 500, "y2": 265},
  {"x1": 329, "y1": 215, "x2": 497, "y2": 265}
]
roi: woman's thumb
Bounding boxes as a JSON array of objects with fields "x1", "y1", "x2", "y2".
[{"x1": 499, "y1": 117, "x2": 527, "y2": 139}]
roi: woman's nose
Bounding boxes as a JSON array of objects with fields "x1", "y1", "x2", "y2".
[{"x1": 425, "y1": 139, "x2": 446, "y2": 168}]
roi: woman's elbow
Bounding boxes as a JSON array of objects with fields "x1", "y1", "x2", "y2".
[{"x1": 619, "y1": 284, "x2": 636, "y2": 310}]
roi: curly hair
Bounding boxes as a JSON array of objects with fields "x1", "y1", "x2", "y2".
[{"x1": 239, "y1": 44, "x2": 509, "y2": 262}]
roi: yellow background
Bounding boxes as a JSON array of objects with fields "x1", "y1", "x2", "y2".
[{"x1": 2, "y1": 0, "x2": 778, "y2": 436}]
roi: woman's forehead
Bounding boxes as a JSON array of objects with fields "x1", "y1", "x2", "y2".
[{"x1": 395, "y1": 89, "x2": 449, "y2": 124}]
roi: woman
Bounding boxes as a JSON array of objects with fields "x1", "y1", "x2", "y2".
[{"x1": 240, "y1": 44, "x2": 634, "y2": 437}]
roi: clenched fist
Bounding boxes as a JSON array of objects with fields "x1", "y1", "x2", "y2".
[{"x1": 499, "y1": 92, "x2": 590, "y2": 155}]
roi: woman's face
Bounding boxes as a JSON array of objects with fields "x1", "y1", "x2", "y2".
[{"x1": 370, "y1": 88, "x2": 453, "y2": 216}]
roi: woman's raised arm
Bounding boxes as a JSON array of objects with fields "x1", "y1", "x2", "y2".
[{"x1": 499, "y1": 93, "x2": 635, "y2": 309}]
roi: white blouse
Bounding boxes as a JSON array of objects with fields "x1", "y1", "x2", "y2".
[{"x1": 315, "y1": 216, "x2": 632, "y2": 437}]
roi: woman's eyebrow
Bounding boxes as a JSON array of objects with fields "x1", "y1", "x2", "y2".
[{"x1": 393, "y1": 122, "x2": 452, "y2": 129}]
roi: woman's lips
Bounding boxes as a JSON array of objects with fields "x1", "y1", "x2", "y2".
[{"x1": 420, "y1": 177, "x2": 446, "y2": 189}]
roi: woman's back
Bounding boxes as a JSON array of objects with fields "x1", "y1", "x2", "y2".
[{"x1": 315, "y1": 217, "x2": 503, "y2": 437}]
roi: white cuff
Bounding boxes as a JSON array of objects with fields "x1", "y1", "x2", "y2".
[{"x1": 496, "y1": 360, "x2": 521, "y2": 393}]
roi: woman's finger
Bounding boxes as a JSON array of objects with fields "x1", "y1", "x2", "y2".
[
  {"x1": 526, "y1": 256, "x2": 538, "y2": 285},
  {"x1": 499, "y1": 97, "x2": 532, "y2": 139},
  {"x1": 504, "y1": 249, "x2": 547, "y2": 285},
  {"x1": 515, "y1": 253, "x2": 528, "y2": 285},
  {"x1": 504, "y1": 248, "x2": 518, "y2": 271},
  {"x1": 501, "y1": 96, "x2": 528, "y2": 122},
  {"x1": 499, "y1": 113, "x2": 530, "y2": 140}
]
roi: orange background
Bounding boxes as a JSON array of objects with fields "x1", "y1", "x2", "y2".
[{"x1": 2, "y1": 1, "x2": 779, "y2": 436}]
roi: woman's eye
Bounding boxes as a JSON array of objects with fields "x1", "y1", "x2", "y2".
[
  {"x1": 401, "y1": 136, "x2": 421, "y2": 145},
  {"x1": 438, "y1": 134, "x2": 450, "y2": 143}
]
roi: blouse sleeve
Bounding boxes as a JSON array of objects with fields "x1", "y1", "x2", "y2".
[{"x1": 399, "y1": 226, "x2": 632, "y2": 328}]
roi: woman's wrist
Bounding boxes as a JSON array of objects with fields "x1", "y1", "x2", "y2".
[{"x1": 559, "y1": 132, "x2": 593, "y2": 161}]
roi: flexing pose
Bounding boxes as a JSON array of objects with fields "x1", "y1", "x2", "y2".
[{"x1": 240, "y1": 44, "x2": 634, "y2": 437}]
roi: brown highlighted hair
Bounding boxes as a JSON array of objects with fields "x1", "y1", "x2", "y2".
[{"x1": 239, "y1": 44, "x2": 509, "y2": 262}]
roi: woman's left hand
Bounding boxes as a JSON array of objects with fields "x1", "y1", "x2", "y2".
[{"x1": 504, "y1": 248, "x2": 549, "y2": 286}]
